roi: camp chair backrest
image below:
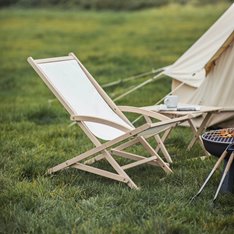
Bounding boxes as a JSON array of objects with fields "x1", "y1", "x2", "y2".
[{"x1": 34, "y1": 58, "x2": 133, "y2": 140}]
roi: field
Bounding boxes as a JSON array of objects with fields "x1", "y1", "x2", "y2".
[{"x1": 0, "y1": 3, "x2": 234, "y2": 234}]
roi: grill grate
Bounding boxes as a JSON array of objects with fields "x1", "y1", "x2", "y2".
[{"x1": 202, "y1": 128, "x2": 234, "y2": 144}]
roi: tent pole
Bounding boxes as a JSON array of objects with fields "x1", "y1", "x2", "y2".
[
  {"x1": 113, "y1": 72, "x2": 164, "y2": 102},
  {"x1": 102, "y1": 68, "x2": 163, "y2": 89}
]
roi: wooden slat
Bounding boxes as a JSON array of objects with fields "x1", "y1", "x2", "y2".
[
  {"x1": 102, "y1": 149, "x2": 138, "y2": 189},
  {"x1": 111, "y1": 149, "x2": 160, "y2": 167},
  {"x1": 155, "y1": 128, "x2": 173, "y2": 152},
  {"x1": 35, "y1": 56, "x2": 74, "y2": 64},
  {"x1": 72, "y1": 163, "x2": 126, "y2": 182},
  {"x1": 138, "y1": 137, "x2": 173, "y2": 174},
  {"x1": 121, "y1": 156, "x2": 157, "y2": 170},
  {"x1": 145, "y1": 117, "x2": 172, "y2": 163},
  {"x1": 115, "y1": 138, "x2": 139, "y2": 151},
  {"x1": 84, "y1": 154, "x2": 105, "y2": 165},
  {"x1": 154, "y1": 134, "x2": 172, "y2": 163}
]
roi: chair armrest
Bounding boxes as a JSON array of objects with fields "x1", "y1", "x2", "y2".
[
  {"x1": 118, "y1": 105, "x2": 171, "y2": 121},
  {"x1": 70, "y1": 115, "x2": 132, "y2": 132}
]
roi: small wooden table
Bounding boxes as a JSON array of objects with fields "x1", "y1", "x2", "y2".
[{"x1": 141, "y1": 105, "x2": 221, "y2": 155}]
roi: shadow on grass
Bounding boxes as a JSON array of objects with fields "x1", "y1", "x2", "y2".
[{"x1": 27, "y1": 106, "x2": 63, "y2": 125}]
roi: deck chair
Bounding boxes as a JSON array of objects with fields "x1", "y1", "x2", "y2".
[{"x1": 27, "y1": 53, "x2": 192, "y2": 189}]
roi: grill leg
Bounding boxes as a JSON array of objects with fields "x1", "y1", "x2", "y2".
[
  {"x1": 213, "y1": 152, "x2": 234, "y2": 201},
  {"x1": 221, "y1": 157, "x2": 234, "y2": 193},
  {"x1": 190, "y1": 150, "x2": 228, "y2": 202}
]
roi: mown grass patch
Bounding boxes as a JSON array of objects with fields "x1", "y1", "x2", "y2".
[{"x1": 0, "y1": 3, "x2": 233, "y2": 234}]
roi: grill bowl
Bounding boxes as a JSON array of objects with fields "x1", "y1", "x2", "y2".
[
  {"x1": 202, "y1": 128, "x2": 234, "y2": 157},
  {"x1": 202, "y1": 138, "x2": 229, "y2": 157}
]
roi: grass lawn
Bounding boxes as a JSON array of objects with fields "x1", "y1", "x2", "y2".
[{"x1": 0, "y1": 3, "x2": 234, "y2": 234}]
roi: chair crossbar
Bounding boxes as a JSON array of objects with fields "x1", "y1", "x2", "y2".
[
  {"x1": 121, "y1": 156, "x2": 158, "y2": 170},
  {"x1": 111, "y1": 149, "x2": 160, "y2": 167},
  {"x1": 72, "y1": 163, "x2": 127, "y2": 183}
]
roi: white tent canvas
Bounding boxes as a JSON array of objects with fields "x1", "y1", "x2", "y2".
[{"x1": 162, "y1": 3, "x2": 234, "y2": 127}]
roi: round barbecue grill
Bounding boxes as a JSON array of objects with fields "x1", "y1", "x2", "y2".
[
  {"x1": 202, "y1": 128, "x2": 234, "y2": 157},
  {"x1": 192, "y1": 128, "x2": 234, "y2": 200}
]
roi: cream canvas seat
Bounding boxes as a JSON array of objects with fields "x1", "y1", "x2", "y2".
[{"x1": 28, "y1": 53, "x2": 192, "y2": 189}]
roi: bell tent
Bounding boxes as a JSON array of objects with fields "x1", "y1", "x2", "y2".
[{"x1": 162, "y1": 3, "x2": 234, "y2": 127}]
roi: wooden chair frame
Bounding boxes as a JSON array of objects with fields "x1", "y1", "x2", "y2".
[{"x1": 27, "y1": 53, "x2": 193, "y2": 189}]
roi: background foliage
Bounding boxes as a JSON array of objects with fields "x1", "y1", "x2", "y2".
[{"x1": 0, "y1": 0, "x2": 232, "y2": 10}]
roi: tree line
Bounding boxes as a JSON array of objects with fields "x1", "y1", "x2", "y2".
[{"x1": 0, "y1": 0, "x2": 231, "y2": 10}]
